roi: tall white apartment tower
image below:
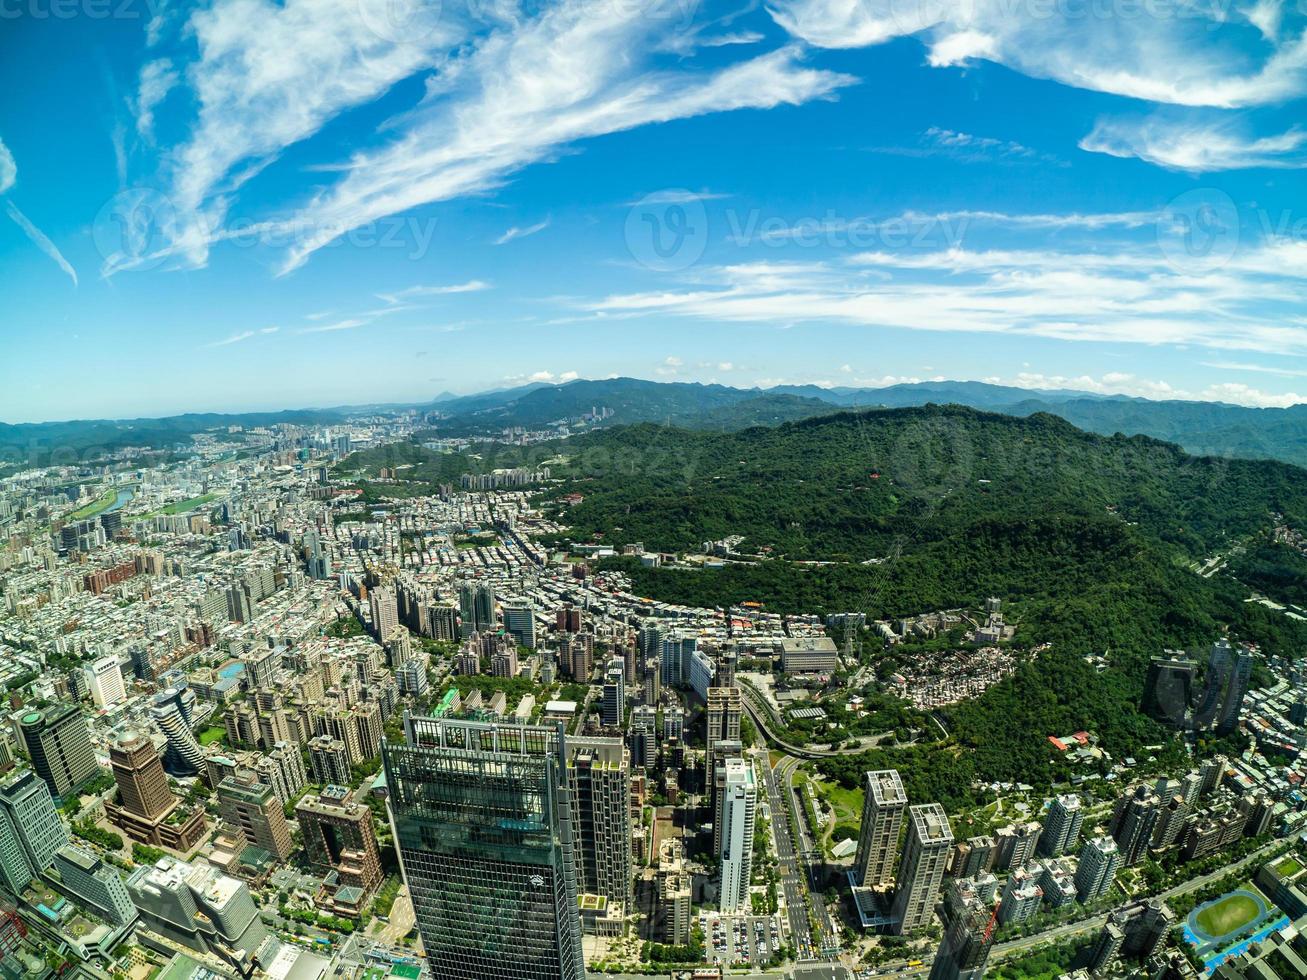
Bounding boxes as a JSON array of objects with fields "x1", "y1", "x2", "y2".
[{"x1": 716, "y1": 756, "x2": 757, "y2": 912}]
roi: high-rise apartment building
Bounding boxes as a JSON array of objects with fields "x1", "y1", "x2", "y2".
[
  {"x1": 295, "y1": 786, "x2": 383, "y2": 903},
  {"x1": 716, "y1": 756, "x2": 756, "y2": 912},
  {"x1": 383, "y1": 717, "x2": 587, "y2": 980},
  {"x1": 929, "y1": 886, "x2": 996, "y2": 980},
  {"x1": 18, "y1": 705, "x2": 99, "y2": 799},
  {"x1": 150, "y1": 689, "x2": 205, "y2": 775},
  {"x1": 369, "y1": 587, "x2": 398, "y2": 641},
  {"x1": 854, "y1": 769, "x2": 908, "y2": 888},
  {"x1": 891, "y1": 803, "x2": 954, "y2": 934},
  {"x1": 1113, "y1": 786, "x2": 1161, "y2": 866},
  {"x1": 1039, "y1": 794, "x2": 1084, "y2": 858},
  {"x1": 568, "y1": 737, "x2": 632, "y2": 911},
  {"x1": 601, "y1": 659, "x2": 625, "y2": 728},
  {"x1": 1075, "y1": 837, "x2": 1121, "y2": 903},
  {"x1": 705, "y1": 687, "x2": 741, "y2": 791}
]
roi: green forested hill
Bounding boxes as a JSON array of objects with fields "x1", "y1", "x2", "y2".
[
  {"x1": 550, "y1": 406, "x2": 1307, "y2": 787},
  {"x1": 550, "y1": 406, "x2": 1307, "y2": 560}
]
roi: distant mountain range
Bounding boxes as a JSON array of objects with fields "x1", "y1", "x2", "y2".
[
  {"x1": 423, "y1": 377, "x2": 1307, "y2": 468},
  {"x1": 6, "y1": 377, "x2": 1307, "y2": 471}
]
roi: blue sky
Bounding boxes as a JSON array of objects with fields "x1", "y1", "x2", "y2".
[{"x1": 1, "y1": 0, "x2": 1306, "y2": 422}]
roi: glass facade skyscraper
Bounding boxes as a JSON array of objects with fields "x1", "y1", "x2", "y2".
[{"x1": 383, "y1": 717, "x2": 586, "y2": 980}]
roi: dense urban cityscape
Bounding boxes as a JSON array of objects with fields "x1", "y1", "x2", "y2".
[
  {"x1": 7, "y1": 0, "x2": 1307, "y2": 977},
  {"x1": 0, "y1": 393, "x2": 1302, "y2": 980}
]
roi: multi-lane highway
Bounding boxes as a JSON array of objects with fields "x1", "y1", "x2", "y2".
[{"x1": 760, "y1": 752, "x2": 817, "y2": 960}]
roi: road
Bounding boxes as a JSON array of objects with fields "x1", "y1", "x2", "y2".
[
  {"x1": 741, "y1": 687, "x2": 872, "y2": 759},
  {"x1": 779, "y1": 757, "x2": 839, "y2": 954},
  {"x1": 760, "y1": 752, "x2": 816, "y2": 960}
]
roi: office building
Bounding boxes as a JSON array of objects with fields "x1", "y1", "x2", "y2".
[
  {"x1": 891, "y1": 803, "x2": 954, "y2": 934},
  {"x1": 503, "y1": 602, "x2": 537, "y2": 648},
  {"x1": 1075, "y1": 837, "x2": 1121, "y2": 903},
  {"x1": 1039, "y1": 794, "x2": 1084, "y2": 858},
  {"x1": 716, "y1": 756, "x2": 756, "y2": 913},
  {"x1": 52, "y1": 844, "x2": 136, "y2": 926},
  {"x1": 218, "y1": 771, "x2": 294, "y2": 861},
  {"x1": 383, "y1": 717, "x2": 587, "y2": 980},
  {"x1": 127, "y1": 857, "x2": 267, "y2": 962},
  {"x1": 105, "y1": 732, "x2": 208, "y2": 851},
  {"x1": 18, "y1": 705, "x2": 99, "y2": 799},
  {"x1": 0, "y1": 768, "x2": 69, "y2": 891},
  {"x1": 854, "y1": 769, "x2": 908, "y2": 888}
]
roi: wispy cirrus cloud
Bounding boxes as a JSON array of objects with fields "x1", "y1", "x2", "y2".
[
  {"x1": 272, "y1": 11, "x2": 853, "y2": 273},
  {"x1": 123, "y1": 0, "x2": 853, "y2": 275},
  {"x1": 494, "y1": 219, "x2": 551, "y2": 246},
  {"x1": 582, "y1": 232, "x2": 1307, "y2": 361},
  {"x1": 378, "y1": 280, "x2": 490, "y2": 304},
  {"x1": 134, "y1": 59, "x2": 179, "y2": 141},
  {"x1": 1081, "y1": 115, "x2": 1307, "y2": 171},
  {"x1": 0, "y1": 137, "x2": 77, "y2": 286},
  {"x1": 768, "y1": 0, "x2": 1307, "y2": 108},
  {"x1": 207, "y1": 325, "x2": 279, "y2": 347}
]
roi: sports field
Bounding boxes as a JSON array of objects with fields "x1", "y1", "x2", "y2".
[{"x1": 1195, "y1": 893, "x2": 1261, "y2": 937}]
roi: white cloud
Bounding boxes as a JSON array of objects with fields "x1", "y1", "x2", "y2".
[
  {"x1": 271, "y1": 13, "x2": 854, "y2": 272},
  {"x1": 624, "y1": 189, "x2": 731, "y2": 206},
  {"x1": 135, "y1": 59, "x2": 179, "y2": 140},
  {"x1": 1081, "y1": 115, "x2": 1307, "y2": 172},
  {"x1": 1200, "y1": 382, "x2": 1305, "y2": 407},
  {"x1": 583, "y1": 235, "x2": 1307, "y2": 358},
  {"x1": 769, "y1": 0, "x2": 1307, "y2": 108},
  {"x1": 207, "y1": 326, "x2": 277, "y2": 347},
  {"x1": 0, "y1": 139, "x2": 77, "y2": 285},
  {"x1": 494, "y1": 219, "x2": 551, "y2": 246},
  {"x1": 4, "y1": 201, "x2": 78, "y2": 286},
  {"x1": 656, "y1": 355, "x2": 684, "y2": 376},
  {"x1": 377, "y1": 280, "x2": 490, "y2": 303},
  {"x1": 0, "y1": 138, "x2": 14, "y2": 194},
  {"x1": 126, "y1": 0, "x2": 475, "y2": 273}
]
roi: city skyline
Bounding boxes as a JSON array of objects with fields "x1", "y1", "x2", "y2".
[{"x1": 3, "y1": 1, "x2": 1307, "y2": 421}]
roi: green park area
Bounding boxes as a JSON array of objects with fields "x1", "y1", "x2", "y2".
[
  {"x1": 139, "y1": 494, "x2": 218, "y2": 520},
  {"x1": 197, "y1": 725, "x2": 226, "y2": 746},
  {"x1": 1195, "y1": 893, "x2": 1261, "y2": 938},
  {"x1": 68, "y1": 488, "x2": 117, "y2": 520}
]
